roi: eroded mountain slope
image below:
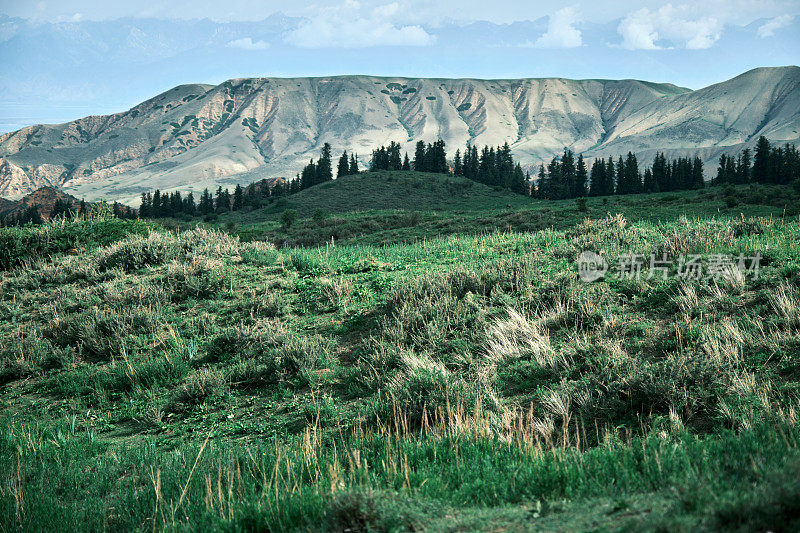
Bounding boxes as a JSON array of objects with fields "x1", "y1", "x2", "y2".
[{"x1": 0, "y1": 67, "x2": 797, "y2": 203}]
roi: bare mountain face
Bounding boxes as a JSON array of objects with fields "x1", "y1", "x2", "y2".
[{"x1": 0, "y1": 66, "x2": 797, "y2": 204}]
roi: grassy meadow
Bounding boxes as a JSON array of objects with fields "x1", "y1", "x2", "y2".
[{"x1": 1, "y1": 175, "x2": 800, "y2": 531}]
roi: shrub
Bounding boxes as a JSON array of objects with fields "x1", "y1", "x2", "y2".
[
  {"x1": 168, "y1": 368, "x2": 229, "y2": 412},
  {"x1": 312, "y1": 209, "x2": 328, "y2": 225},
  {"x1": 281, "y1": 209, "x2": 297, "y2": 230},
  {"x1": 0, "y1": 218, "x2": 151, "y2": 270}
]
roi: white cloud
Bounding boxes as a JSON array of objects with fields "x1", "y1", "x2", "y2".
[
  {"x1": 227, "y1": 37, "x2": 270, "y2": 50},
  {"x1": 617, "y1": 4, "x2": 722, "y2": 50},
  {"x1": 285, "y1": 1, "x2": 436, "y2": 48},
  {"x1": 757, "y1": 14, "x2": 794, "y2": 38},
  {"x1": 534, "y1": 6, "x2": 582, "y2": 48}
]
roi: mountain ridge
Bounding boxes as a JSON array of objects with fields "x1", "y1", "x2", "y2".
[{"x1": 0, "y1": 66, "x2": 798, "y2": 204}]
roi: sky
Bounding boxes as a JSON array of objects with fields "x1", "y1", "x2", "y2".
[{"x1": 0, "y1": 0, "x2": 798, "y2": 132}]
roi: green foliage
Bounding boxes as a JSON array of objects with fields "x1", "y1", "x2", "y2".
[
  {"x1": 280, "y1": 209, "x2": 297, "y2": 229},
  {"x1": 0, "y1": 217, "x2": 152, "y2": 270}
]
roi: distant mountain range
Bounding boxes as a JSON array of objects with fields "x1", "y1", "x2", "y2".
[{"x1": 0, "y1": 66, "x2": 798, "y2": 204}]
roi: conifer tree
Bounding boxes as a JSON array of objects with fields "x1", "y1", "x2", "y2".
[
  {"x1": 185, "y1": 192, "x2": 196, "y2": 216},
  {"x1": 453, "y1": 149, "x2": 462, "y2": 176},
  {"x1": 233, "y1": 185, "x2": 244, "y2": 211},
  {"x1": 337, "y1": 151, "x2": 350, "y2": 178},
  {"x1": 575, "y1": 154, "x2": 588, "y2": 197},
  {"x1": 316, "y1": 143, "x2": 333, "y2": 183},
  {"x1": 413, "y1": 141, "x2": 427, "y2": 171},
  {"x1": 753, "y1": 136, "x2": 771, "y2": 183}
]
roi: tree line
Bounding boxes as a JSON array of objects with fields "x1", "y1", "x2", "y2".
[
  {"x1": 532, "y1": 149, "x2": 706, "y2": 200},
  {"x1": 714, "y1": 137, "x2": 799, "y2": 185},
  {"x1": 368, "y1": 140, "x2": 528, "y2": 194},
  {"x1": 132, "y1": 136, "x2": 799, "y2": 221}
]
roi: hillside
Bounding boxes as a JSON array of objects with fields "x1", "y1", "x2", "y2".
[
  {"x1": 0, "y1": 66, "x2": 798, "y2": 203},
  {"x1": 204, "y1": 172, "x2": 799, "y2": 248},
  {"x1": 242, "y1": 171, "x2": 531, "y2": 220},
  {"x1": 2, "y1": 194, "x2": 799, "y2": 530},
  {"x1": 0, "y1": 186, "x2": 83, "y2": 221}
]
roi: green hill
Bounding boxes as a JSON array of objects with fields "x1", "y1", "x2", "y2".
[
  {"x1": 211, "y1": 173, "x2": 797, "y2": 248},
  {"x1": 239, "y1": 171, "x2": 531, "y2": 220}
]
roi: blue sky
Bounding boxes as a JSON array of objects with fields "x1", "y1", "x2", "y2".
[{"x1": 0, "y1": 0, "x2": 798, "y2": 132}]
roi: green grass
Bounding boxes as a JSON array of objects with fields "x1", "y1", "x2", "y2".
[
  {"x1": 208, "y1": 172, "x2": 798, "y2": 247},
  {"x1": 1, "y1": 176, "x2": 800, "y2": 531}
]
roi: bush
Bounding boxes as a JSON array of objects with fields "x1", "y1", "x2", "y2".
[
  {"x1": 281, "y1": 209, "x2": 297, "y2": 230},
  {"x1": 575, "y1": 198, "x2": 587, "y2": 212},
  {"x1": 724, "y1": 195, "x2": 739, "y2": 208},
  {"x1": 0, "y1": 218, "x2": 151, "y2": 270},
  {"x1": 312, "y1": 209, "x2": 328, "y2": 225}
]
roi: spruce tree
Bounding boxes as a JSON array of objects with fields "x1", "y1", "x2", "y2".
[
  {"x1": 185, "y1": 192, "x2": 196, "y2": 216},
  {"x1": 316, "y1": 143, "x2": 333, "y2": 183},
  {"x1": 575, "y1": 154, "x2": 588, "y2": 197},
  {"x1": 413, "y1": 141, "x2": 427, "y2": 171},
  {"x1": 349, "y1": 154, "x2": 359, "y2": 175},
  {"x1": 753, "y1": 136, "x2": 771, "y2": 183},
  {"x1": 536, "y1": 164, "x2": 546, "y2": 199},
  {"x1": 139, "y1": 193, "x2": 151, "y2": 218},
  {"x1": 402, "y1": 153, "x2": 411, "y2": 171},
  {"x1": 643, "y1": 168, "x2": 656, "y2": 192},
  {"x1": 388, "y1": 142, "x2": 402, "y2": 170},
  {"x1": 453, "y1": 149, "x2": 463, "y2": 176},
  {"x1": 233, "y1": 185, "x2": 244, "y2": 211},
  {"x1": 337, "y1": 151, "x2": 350, "y2": 178}
]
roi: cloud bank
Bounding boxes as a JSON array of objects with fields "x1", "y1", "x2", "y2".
[
  {"x1": 617, "y1": 5, "x2": 722, "y2": 50},
  {"x1": 285, "y1": 1, "x2": 435, "y2": 48}
]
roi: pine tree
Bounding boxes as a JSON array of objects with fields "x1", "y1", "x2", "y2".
[
  {"x1": 185, "y1": 192, "x2": 196, "y2": 216},
  {"x1": 753, "y1": 136, "x2": 771, "y2": 183},
  {"x1": 233, "y1": 185, "x2": 244, "y2": 211},
  {"x1": 51, "y1": 199, "x2": 74, "y2": 220},
  {"x1": 716, "y1": 154, "x2": 729, "y2": 185},
  {"x1": 300, "y1": 160, "x2": 316, "y2": 190},
  {"x1": 560, "y1": 150, "x2": 576, "y2": 197},
  {"x1": 737, "y1": 148, "x2": 752, "y2": 183},
  {"x1": 388, "y1": 142, "x2": 402, "y2": 170},
  {"x1": 652, "y1": 153, "x2": 669, "y2": 192},
  {"x1": 575, "y1": 154, "x2": 588, "y2": 197},
  {"x1": 152, "y1": 190, "x2": 162, "y2": 217},
  {"x1": 643, "y1": 168, "x2": 656, "y2": 192},
  {"x1": 316, "y1": 143, "x2": 333, "y2": 183},
  {"x1": 453, "y1": 149, "x2": 463, "y2": 176},
  {"x1": 535, "y1": 164, "x2": 546, "y2": 198},
  {"x1": 337, "y1": 151, "x2": 350, "y2": 178},
  {"x1": 350, "y1": 154, "x2": 359, "y2": 175},
  {"x1": 402, "y1": 153, "x2": 411, "y2": 171},
  {"x1": 511, "y1": 163, "x2": 527, "y2": 194},
  {"x1": 139, "y1": 193, "x2": 151, "y2": 218},
  {"x1": 413, "y1": 141, "x2": 427, "y2": 172}
]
